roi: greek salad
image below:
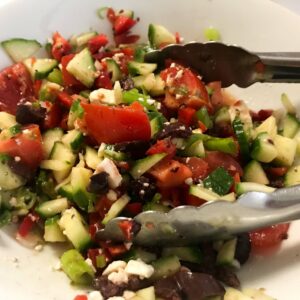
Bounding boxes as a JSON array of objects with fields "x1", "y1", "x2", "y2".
[{"x1": 0, "y1": 6, "x2": 299, "y2": 300}]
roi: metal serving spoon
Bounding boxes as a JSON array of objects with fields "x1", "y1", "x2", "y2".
[
  {"x1": 96, "y1": 185, "x2": 300, "y2": 246},
  {"x1": 144, "y1": 42, "x2": 300, "y2": 87}
]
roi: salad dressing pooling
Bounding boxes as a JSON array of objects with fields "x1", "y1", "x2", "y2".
[{"x1": 0, "y1": 6, "x2": 298, "y2": 300}]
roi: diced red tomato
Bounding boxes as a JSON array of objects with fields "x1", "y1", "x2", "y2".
[
  {"x1": 124, "y1": 202, "x2": 142, "y2": 216},
  {"x1": 118, "y1": 220, "x2": 134, "y2": 241},
  {"x1": 267, "y1": 167, "x2": 288, "y2": 177},
  {"x1": 175, "y1": 32, "x2": 181, "y2": 44},
  {"x1": 146, "y1": 139, "x2": 176, "y2": 159},
  {"x1": 185, "y1": 194, "x2": 206, "y2": 206},
  {"x1": 0, "y1": 63, "x2": 34, "y2": 114},
  {"x1": 18, "y1": 213, "x2": 39, "y2": 237},
  {"x1": 204, "y1": 151, "x2": 243, "y2": 177},
  {"x1": 250, "y1": 223, "x2": 290, "y2": 249},
  {"x1": 0, "y1": 125, "x2": 43, "y2": 169},
  {"x1": 184, "y1": 157, "x2": 209, "y2": 180},
  {"x1": 73, "y1": 295, "x2": 88, "y2": 300},
  {"x1": 159, "y1": 187, "x2": 182, "y2": 207},
  {"x1": 113, "y1": 15, "x2": 137, "y2": 35},
  {"x1": 106, "y1": 7, "x2": 117, "y2": 24},
  {"x1": 105, "y1": 244, "x2": 128, "y2": 257},
  {"x1": 33, "y1": 80, "x2": 42, "y2": 98},
  {"x1": 43, "y1": 101, "x2": 63, "y2": 129},
  {"x1": 88, "y1": 34, "x2": 109, "y2": 54},
  {"x1": 95, "y1": 196, "x2": 113, "y2": 220},
  {"x1": 178, "y1": 107, "x2": 196, "y2": 126},
  {"x1": 198, "y1": 120, "x2": 208, "y2": 132},
  {"x1": 82, "y1": 102, "x2": 151, "y2": 144},
  {"x1": 150, "y1": 159, "x2": 192, "y2": 188},
  {"x1": 51, "y1": 32, "x2": 71, "y2": 61},
  {"x1": 56, "y1": 91, "x2": 73, "y2": 108},
  {"x1": 94, "y1": 71, "x2": 113, "y2": 90},
  {"x1": 61, "y1": 54, "x2": 83, "y2": 87},
  {"x1": 161, "y1": 65, "x2": 211, "y2": 111},
  {"x1": 114, "y1": 33, "x2": 140, "y2": 47},
  {"x1": 251, "y1": 109, "x2": 273, "y2": 122}
]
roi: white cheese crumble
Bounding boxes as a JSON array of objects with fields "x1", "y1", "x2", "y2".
[
  {"x1": 34, "y1": 244, "x2": 43, "y2": 252},
  {"x1": 89, "y1": 88, "x2": 117, "y2": 105},
  {"x1": 102, "y1": 260, "x2": 127, "y2": 276},
  {"x1": 14, "y1": 156, "x2": 21, "y2": 162},
  {"x1": 108, "y1": 269, "x2": 129, "y2": 285},
  {"x1": 96, "y1": 158, "x2": 122, "y2": 188},
  {"x1": 184, "y1": 177, "x2": 193, "y2": 185},
  {"x1": 89, "y1": 291, "x2": 104, "y2": 300},
  {"x1": 122, "y1": 291, "x2": 136, "y2": 300},
  {"x1": 107, "y1": 189, "x2": 118, "y2": 202},
  {"x1": 107, "y1": 297, "x2": 125, "y2": 300},
  {"x1": 124, "y1": 259, "x2": 154, "y2": 279}
]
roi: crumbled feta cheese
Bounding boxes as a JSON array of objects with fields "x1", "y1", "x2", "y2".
[
  {"x1": 34, "y1": 244, "x2": 43, "y2": 252},
  {"x1": 112, "y1": 52, "x2": 124, "y2": 64},
  {"x1": 156, "y1": 102, "x2": 161, "y2": 110},
  {"x1": 22, "y1": 129, "x2": 30, "y2": 134},
  {"x1": 139, "y1": 190, "x2": 145, "y2": 195},
  {"x1": 146, "y1": 99, "x2": 155, "y2": 105},
  {"x1": 107, "y1": 189, "x2": 118, "y2": 202},
  {"x1": 170, "y1": 118, "x2": 176, "y2": 123},
  {"x1": 107, "y1": 297, "x2": 125, "y2": 300},
  {"x1": 85, "y1": 258, "x2": 96, "y2": 272},
  {"x1": 94, "y1": 60, "x2": 102, "y2": 71},
  {"x1": 125, "y1": 259, "x2": 154, "y2": 279},
  {"x1": 102, "y1": 260, "x2": 127, "y2": 276},
  {"x1": 174, "y1": 69, "x2": 183, "y2": 79},
  {"x1": 122, "y1": 291, "x2": 136, "y2": 300},
  {"x1": 175, "y1": 94, "x2": 183, "y2": 99},
  {"x1": 90, "y1": 88, "x2": 117, "y2": 105},
  {"x1": 179, "y1": 126, "x2": 186, "y2": 130},
  {"x1": 108, "y1": 269, "x2": 129, "y2": 285},
  {"x1": 96, "y1": 158, "x2": 122, "y2": 188},
  {"x1": 184, "y1": 177, "x2": 193, "y2": 185},
  {"x1": 14, "y1": 156, "x2": 21, "y2": 162},
  {"x1": 143, "y1": 182, "x2": 149, "y2": 187},
  {"x1": 170, "y1": 63, "x2": 176, "y2": 68},
  {"x1": 98, "y1": 143, "x2": 107, "y2": 158},
  {"x1": 89, "y1": 291, "x2": 104, "y2": 300}
]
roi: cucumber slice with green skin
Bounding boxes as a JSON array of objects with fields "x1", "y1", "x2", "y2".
[
  {"x1": 133, "y1": 73, "x2": 156, "y2": 91},
  {"x1": 243, "y1": 160, "x2": 269, "y2": 185},
  {"x1": 204, "y1": 136, "x2": 238, "y2": 156},
  {"x1": 150, "y1": 116, "x2": 164, "y2": 137},
  {"x1": 136, "y1": 286, "x2": 155, "y2": 300},
  {"x1": 0, "y1": 155, "x2": 25, "y2": 190},
  {"x1": 105, "y1": 58, "x2": 121, "y2": 83},
  {"x1": 235, "y1": 182, "x2": 275, "y2": 196},
  {"x1": 60, "y1": 249, "x2": 95, "y2": 284},
  {"x1": 67, "y1": 100, "x2": 84, "y2": 129},
  {"x1": 284, "y1": 165, "x2": 300, "y2": 187},
  {"x1": 122, "y1": 247, "x2": 157, "y2": 263},
  {"x1": 250, "y1": 132, "x2": 278, "y2": 163},
  {"x1": 47, "y1": 68, "x2": 63, "y2": 85},
  {"x1": 0, "y1": 112, "x2": 17, "y2": 130},
  {"x1": 23, "y1": 58, "x2": 58, "y2": 80},
  {"x1": 84, "y1": 146, "x2": 102, "y2": 170},
  {"x1": 214, "y1": 106, "x2": 231, "y2": 125},
  {"x1": 50, "y1": 141, "x2": 76, "y2": 183},
  {"x1": 148, "y1": 24, "x2": 176, "y2": 49},
  {"x1": 273, "y1": 134, "x2": 297, "y2": 167},
  {"x1": 117, "y1": 9, "x2": 134, "y2": 18},
  {"x1": 1, "y1": 38, "x2": 41, "y2": 62},
  {"x1": 151, "y1": 255, "x2": 181, "y2": 280},
  {"x1": 282, "y1": 113, "x2": 299, "y2": 138},
  {"x1": 232, "y1": 117, "x2": 250, "y2": 160},
  {"x1": 196, "y1": 107, "x2": 212, "y2": 129},
  {"x1": 149, "y1": 75, "x2": 166, "y2": 96},
  {"x1": 66, "y1": 48, "x2": 96, "y2": 88},
  {"x1": 70, "y1": 31, "x2": 97, "y2": 49},
  {"x1": 58, "y1": 207, "x2": 92, "y2": 251},
  {"x1": 40, "y1": 159, "x2": 71, "y2": 171},
  {"x1": 44, "y1": 216, "x2": 67, "y2": 242},
  {"x1": 70, "y1": 167, "x2": 95, "y2": 212},
  {"x1": 128, "y1": 61, "x2": 157, "y2": 76},
  {"x1": 130, "y1": 153, "x2": 167, "y2": 179},
  {"x1": 61, "y1": 129, "x2": 84, "y2": 152},
  {"x1": 216, "y1": 238, "x2": 237, "y2": 266},
  {"x1": 189, "y1": 185, "x2": 236, "y2": 202},
  {"x1": 58, "y1": 183, "x2": 73, "y2": 200},
  {"x1": 182, "y1": 139, "x2": 205, "y2": 158},
  {"x1": 104, "y1": 145, "x2": 128, "y2": 161},
  {"x1": 35, "y1": 197, "x2": 69, "y2": 218},
  {"x1": 162, "y1": 246, "x2": 203, "y2": 264},
  {"x1": 42, "y1": 128, "x2": 64, "y2": 158},
  {"x1": 102, "y1": 194, "x2": 130, "y2": 225},
  {"x1": 281, "y1": 93, "x2": 296, "y2": 115},
  {"x1": 255, "y1": 115, "x2": 277, "y2": 139}
]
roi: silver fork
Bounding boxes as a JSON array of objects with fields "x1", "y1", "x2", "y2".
[
  {"x1": 144, "y1": 42, "x2": 300, "y2": 87},
  {"x1": 96, "y1": 185, "x2": 300, "y2": 246}
]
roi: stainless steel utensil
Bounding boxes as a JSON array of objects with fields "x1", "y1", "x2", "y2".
[
  {"x1": 96, "y1": 185, "x2": 300, "y2": 246},
  {"x1": 144, "y1": 42, "x2": 300, "y2": 87}
]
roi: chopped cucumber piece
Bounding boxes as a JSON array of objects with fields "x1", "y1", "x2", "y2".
[
  {"x1": 281, "y1": 93, "x2": 296, "y2": 115},
  {"x1": 84, "y1": 146, "x2": 102, "y2": 170},
  {"x1": 130, "y1": 153, "x2": 167, "y2": 179},
  {"x1": 148, "y1": 24, "x2": 176, "y2": 49},
  {"x1": 214, "y1": 106, "x2": 231, "y2": 124},
  {"x1": 106, "y1": 58, "x2": 121, "y2": 82},
  {"x1": 255, "y1": 115, "x2": 277, "y2": 139},
  {"x1": 23, "y1": 58, "x2": 58, "y2": 80},
  {"x1": 203, "y1": 167, "x2": 233, "y2": 196},
  {"x1": 0, "y1": 112, "x2": 17, "y2": 130},
  {"x1": 58, "y1": 207, "x2": 92, "y2": 251},
  {"x1": 282, "y1": 113, "x2": 299, "y2": 138},
  {"x1": 189, "y1": 185, "x2": 236, "y2": 202},
  {"x1": 235, "y1": 182, "x2": 275, "y2": 196},
  {"x1": 68, "y1": 99, "x2": 84, "y2": 129},
  {"x1": 273, "y1": 134, "x2": 297, "y2": 167},
  {"x1": 216, "y1": 238, "x2": 237, "y2": 266},
  {"x1": 104, "y1": 145, "x2": 128, "y2": 161},
  {"x1": 42, "y1": 128, "x2": 64, "y2": 158},
  {"x1": 196, "y1": 107, "x2": 213, "y2": 129},
  {"x1": 133, "y1": 73, "x2": 156, "y2": 91},
  {"x1": 136, "y1": 286, "x2": 155, "y2": 300},
  {"x1": 35, "y1": 197, "x2": 69, "y2": 218},
  {"x1": 204, "y1": 136, "x2": 238, "y2": 156},
  {"x1": 58, "y1": 183, "x2": 73, "y2": 200},
  {"x1": 60, "y1": 249, "x2": 95, "y2": 284},
  {"x1": 243, "y1": 160, "x2": 269, "y2": 185},
  {"x1": 183, "y1": 139, "x2": 205, "y2": 158},
  {"x1": 149, "y1": 75, "x2": 166, "y2": 96},
  {"x1": 122, "y1": 247, "x2": 157, "y2": 263},
  {"x1": 232, "y1": 117, "x2": 249, "y2": 159},
  {"x1": 251, "y1": 132, "x2": 277, "y2": 163},
  {"x1": 204, "y1": 27, "x2": 221, "y2": 41},
  {"x1": 151, "y1": 255, "x2": 181, "y2": 280},
  {"x1": 44, "y1": 216, "x2": 67, "y2": 242},
  {"x1": 128, "y1": 61, "x2": 157, "y2": 76},
  {"x1": 70, "y1": 31, "x2": 97, "y2": 49},
  {"x1": 285, "y1": 165, "x2": 300, "y2": 187},
  {"x1": 40, "y1": 159, "x2": 71, "y2": 171},
  {"x1": 162, "y1": 246, "x2": 202, "y2": 264},
  {"x1": 66, "y1": 48, "x2": 96, "y2": 88},
  {"x1": 1, "y1": 38, "x2": 41, "y2": 62},
  {"x1": 62, "y1": 129, "x2": 84, "y2": 152},
  {"x1": 47, "y1": 68, "x2": 63, "y2": 85},
  {"x1": 102, "y1": 194, "x2": 130, "y2": 225}
]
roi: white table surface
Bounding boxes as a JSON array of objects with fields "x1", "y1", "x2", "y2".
[{"x1": 274, "y1": 0, "x2": 300, "y2": 14}]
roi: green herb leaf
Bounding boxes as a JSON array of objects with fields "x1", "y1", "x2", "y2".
[
  {"x1": 9, "y1": 124, "x2": 22, "y2": 136},
  {"x1": 203, "y1": 167, "x2": 233, "y2": 195},
  {"x1": 70, "y1": 99, "x2": 84, "y2": 119},
  {"x1": 232, "y1": 117, "x2": 250, "y2": 160},
  {"x1": 97, "y1": 6, "x2": 108, "y2": 19},
  {"x1": 0, "y1": 210, "x2": 11, "y2": 227},
  {"x1": 0, "y1": 153, "x2": 10, "y2": 164}
]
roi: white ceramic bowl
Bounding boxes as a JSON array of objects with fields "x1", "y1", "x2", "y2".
[{"x1": 1, "y1": 0, "x2": 300, "y2": 299}]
